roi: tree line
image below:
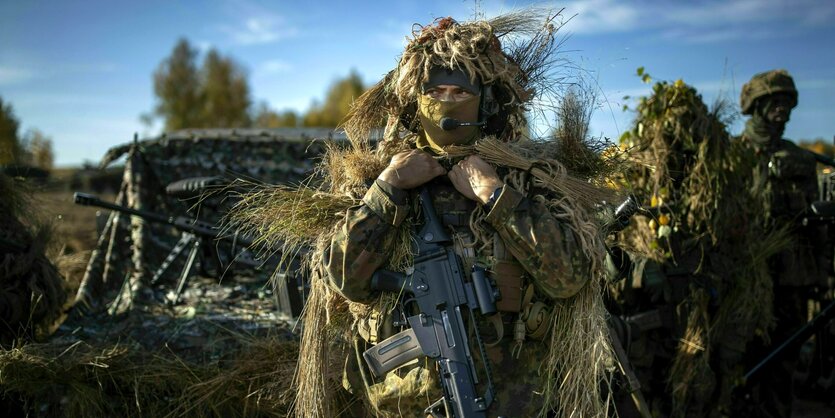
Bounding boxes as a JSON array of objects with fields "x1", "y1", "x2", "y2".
[
  {"x1": 145, "y1": 38, "x2": 367, "y2": 131},
  {"x1": 0, "y1": 97, "x2": 54, "y2": 170}
]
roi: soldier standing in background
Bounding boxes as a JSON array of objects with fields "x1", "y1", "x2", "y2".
[
  {"x1": 606, "y1": 79, "x2": 793, "y2": 417},
  {"x1": 735, "y1": 69, "x2": 830, "y2": 417}
]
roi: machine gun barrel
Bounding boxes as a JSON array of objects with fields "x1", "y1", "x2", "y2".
[
  {"x1": 73, "y1": 192, "x2": 253, "y2": 247},
  {"x1": 74, "y1": 192, "x2": 170, "y2": 225},
  {"x1": 810, "y1": 150, "x2": 835, "y2": 168}
]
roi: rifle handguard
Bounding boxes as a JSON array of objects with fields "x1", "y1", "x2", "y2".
[{"x1": 73, "y1": 192, "x2": 99, "y2": 206}]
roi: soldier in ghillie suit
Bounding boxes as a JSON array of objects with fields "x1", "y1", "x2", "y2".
[
  {"x1": 0, "y1": 173, "x2": 67, "y2": 347},
  {"x1": 229, "y1": 10, "x2": 619, "y2": 418},
  {"x1": 608, "y1": 80, "x2": 789, "y2": 417},
  {"x1": 734, "y1": 69, "x2": 829, "y2": 417}
]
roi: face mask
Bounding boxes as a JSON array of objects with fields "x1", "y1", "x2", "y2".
[{"x1": 416, "y1": 94, "x2": 480, "y2": 153}]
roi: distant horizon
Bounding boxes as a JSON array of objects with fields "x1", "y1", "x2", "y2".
[{"x1": 3, "y1": 0, "x2": 834, "y2": 166}]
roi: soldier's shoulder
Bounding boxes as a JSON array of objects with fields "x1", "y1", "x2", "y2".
[{"x1": 778, "y1": 139, "x2": 815, "y2": 158}]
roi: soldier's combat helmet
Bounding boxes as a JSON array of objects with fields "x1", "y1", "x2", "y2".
[{"x1": 740, "y1": 69, "x2": 798, "y2": 115}]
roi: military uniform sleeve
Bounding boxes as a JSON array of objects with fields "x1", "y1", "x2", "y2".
[
  {"x1": 485, "y1": 185, "x2": 590, "y2": 299},
  {"x1": 322, "y1": 180, "x2": 410, "y2": 303}
]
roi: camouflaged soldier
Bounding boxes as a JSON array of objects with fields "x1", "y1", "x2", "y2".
[
  {"x1": 735, "y1": 69, "x2": 828, "y2": 417},
  {"x1": 302, "y1": 13, "x2": 615, "y2": 418}
]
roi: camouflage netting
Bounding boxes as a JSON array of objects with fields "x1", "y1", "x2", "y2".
[
  {"x1": 76, "y1": 128, "x2": 330, "y2": 313},
  {"x1": 1, "y1": 128, "x2": 346, "y2": 417},
  {"x1": 613, "y1": 80, "x2": 791, "y2": 415},
  {"x1": 228, "y1": 9, "x2": 624, "y2": 418},
  {"x1": 0, "y1": 173, "x2": 68, "y2": 346}
]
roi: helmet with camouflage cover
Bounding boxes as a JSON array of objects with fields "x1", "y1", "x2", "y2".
[{"x1": 740, "y1": 69, "x2": 798, "y2": 115}]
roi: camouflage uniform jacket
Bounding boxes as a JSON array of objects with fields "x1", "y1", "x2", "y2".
[
  {"x1": 323, "y1": 174, "x2": 592, "y2": 417},
  {"x1": 741, "y1": 135, "x2": 827, "y2": 287}
]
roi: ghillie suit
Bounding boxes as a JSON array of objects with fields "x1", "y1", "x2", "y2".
[
  {"x1": 734, "y1": 69, "x2": 828, "y2": 418},
  {"x1": 0, "y1": 173, "x2": 67, "y2": 347},
  {"x1": 230, "y1": 10, "x2": 621, "y2": 418},
  {"x1": 0, "y1": 336, "x2": 299, "y2": 417},
  {"x1": 611, "y1": 80, "x2": 789, "y2": 417}
]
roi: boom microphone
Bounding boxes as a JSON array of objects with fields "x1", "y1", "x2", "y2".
[{"x1": 439, "y1": 117, "x2": 485, "y2": 131}]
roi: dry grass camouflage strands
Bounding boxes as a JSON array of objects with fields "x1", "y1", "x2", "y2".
[
  {"x1": 0, "y1": 337, "x2": 299, "y2": 417},
  {"x1": 0, "y1": 173, "x2": 68, "y2": 346},
  {"x1": 229, "y1": 8, "x2": 625, "y2": 418},
  {"x1": 612, "y1": 79, "x2": 791, "y2": 415}
]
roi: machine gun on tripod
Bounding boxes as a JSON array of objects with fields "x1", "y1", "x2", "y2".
[{"x1": 73, "y1": 192, "x2": 304, "y2": 315}]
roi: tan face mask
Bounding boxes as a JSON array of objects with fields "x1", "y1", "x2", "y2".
[{"x1": 416, "y1": 94, "x2": 481, "y2": 153}]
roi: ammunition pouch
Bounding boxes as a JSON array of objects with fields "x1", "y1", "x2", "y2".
[
  {"x1": 524, "y1": 301, "x2": 551, "y2": 340},
  {"x1": 490, "y1": 260, "x2": 524, "y2": 313},
  {"x1": 357, "y1": 309, "x2": 396, "y2": 345}
]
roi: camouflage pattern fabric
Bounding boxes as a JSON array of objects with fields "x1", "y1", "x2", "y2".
[
  {"x1": 734, "y1": 134, "x2": 826, "y2": 417},
  {"x1": 76, "y1": 128, "x2": 328, "y2": 312},
  {"x1": 323, "y1": 174, "x2": 591, "y2": 416},
  {"x1": 608, "y1": 79, "x2": 791, "y2": 417},
  {"x1": 743, "y1": 137, "x2": 826, "y2": 287}
]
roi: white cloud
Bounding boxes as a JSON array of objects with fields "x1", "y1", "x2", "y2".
[
  {"x1": 12, "y1": 93, "x2": 122, "y2": 108},
  {"x1": 0, "y1": 61, "x2": 118, "y2": 86},
  {"x1": 560, "y1": 0, "x2": 641, "y2": 35},
  {"x1": 258, "y1": 59, "x2": 292, "y2": 75},
  {"x1": 663, "y1": 0, "x2": 835, "y2": 27},
  {"x1": 373, "y1": 20, "x2": 415, "y2": 50},
  {"x1": 659, "y1": 27, "x2": 775, "y2": 44},
  {"x1": 196, "y1": 40, "x2": 214, "y2": 53},
  {"x1": 220, "y1": 16, "x2": 298, "y2": 46},
  {"x1": 0, "y1": 66, "x2": 35, "y2": 85},
  {"x1": 558, "y1": 0, "x2": 835, "y2": 43}
]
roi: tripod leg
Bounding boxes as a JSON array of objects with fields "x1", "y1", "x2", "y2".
[
  {"x1": 151, "y1": 233, "x2": 195, "y2": 285},
  {"x1": 171, "y1": 239, "x2": 200, "y2": 305}
]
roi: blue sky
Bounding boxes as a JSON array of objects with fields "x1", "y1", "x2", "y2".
[{"x1": 2, "y1": 0, "x2": 834, "y2": 166}]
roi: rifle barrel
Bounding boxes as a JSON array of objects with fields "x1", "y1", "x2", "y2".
[
  {"x1": 810, "y1": 150, "x2": 835, "y2": 168},
  {"x1": 745, "y1": 298, "x2": 835, "y2": 382},
  {"x1": 74, "y1": 192, "x2": 172, "y2": 225}
]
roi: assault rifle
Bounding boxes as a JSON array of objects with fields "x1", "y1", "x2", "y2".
[
  {"x1": 744, "y1": 298, "x2": 835, "y2": 383},
  {"x1": 800, "y1": 200, "x2": 835, "y2": 227},
  {"x1": 807, "y1": 149, "x2": 835, "y2": 168},
  {"x1": 73, "y1": 192, "x2": 269, "y2": 304},
  {"x1": 363, "y1": 187, "x2": 499, "y2": 418}
]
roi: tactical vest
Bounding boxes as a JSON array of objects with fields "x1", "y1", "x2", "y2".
[
  {"x1": 750, "y1": 138, "x2": 827, "y2": 287},
  {"x1": 357, "y1": 179, "x2": 550, "y2": 346}
]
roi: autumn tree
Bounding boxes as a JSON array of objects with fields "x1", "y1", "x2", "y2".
[
  {"x1": 150, "y1": 39, "x2": 252, "y2": 130},
  {"x1": 152, "y1": 39, "x2": 203, "y2": 131},
  {"x1": 20, "y1": 129, "x2": 55, "y2": 170},
  {"x1": 252, "y1": 102, "x2": 299, "y2": 128},
  {"x1": 201, "y1": 50, "x2": 251, "y2": 128},
  {"x1": 0, "y1": 97, "x2": 22, "y2": 165},
  {"x1": 799, "y1": 138, "x2": 835, "y2": 158},
  {"x1": 303, "y1": 70, "x2": 365, "y2": 127}
]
